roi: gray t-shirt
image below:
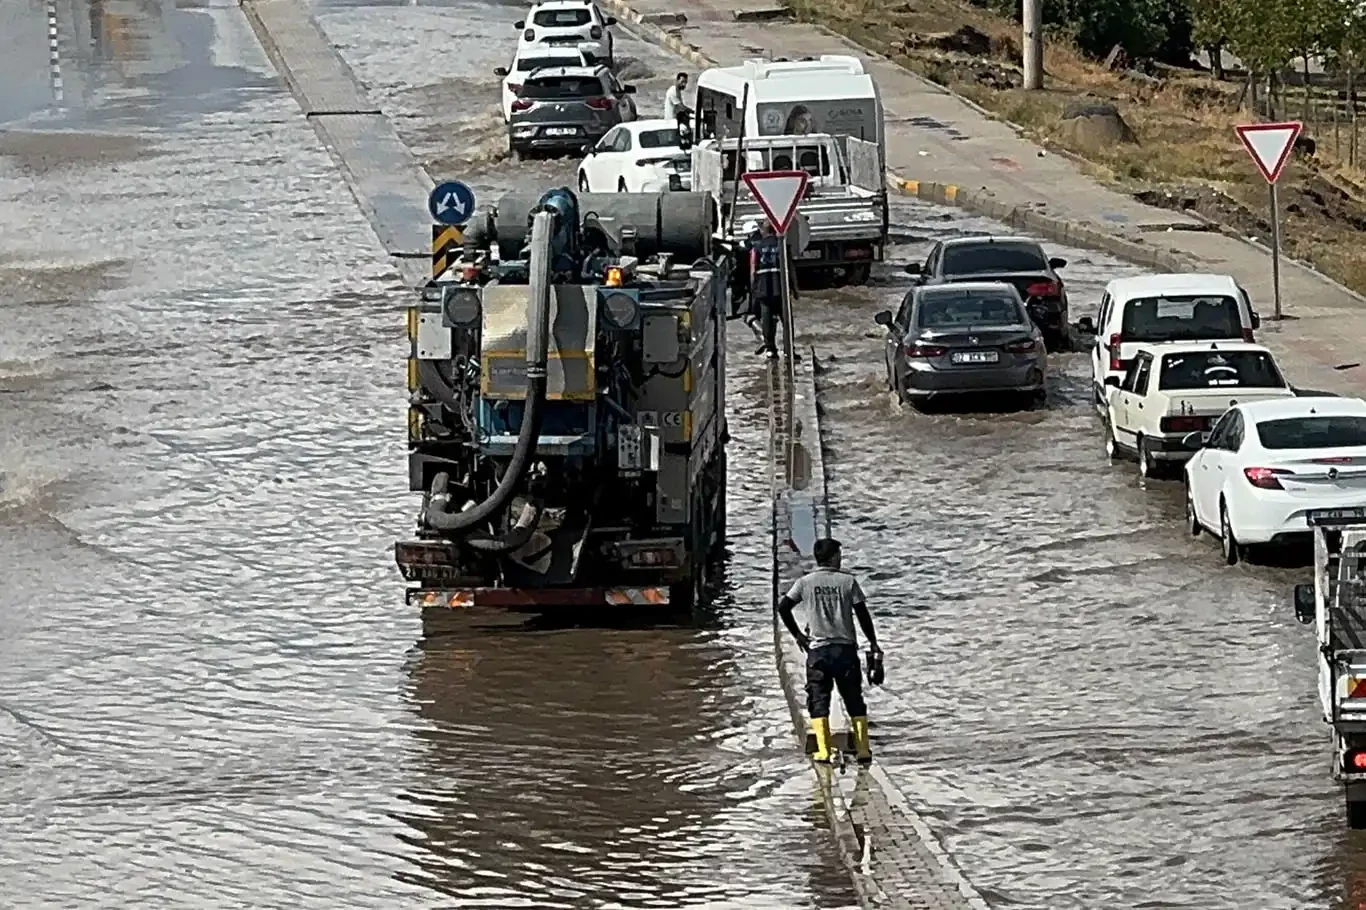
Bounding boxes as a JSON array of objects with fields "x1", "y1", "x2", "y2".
[{"x1": 784, "y1": 569, "x2": 866, "y2": 647}]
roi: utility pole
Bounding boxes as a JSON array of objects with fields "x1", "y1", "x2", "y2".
[{"x1": 1022, "y1": 0, "x2": 1042, "y2": 90}]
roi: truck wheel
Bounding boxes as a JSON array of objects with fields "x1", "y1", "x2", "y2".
[
  {"x1": 846, "y1": 263, "x2": 871, "y2": 285},
  {"x1": 1346, "y1": 795, "x2": 1366, "y2": 829}
]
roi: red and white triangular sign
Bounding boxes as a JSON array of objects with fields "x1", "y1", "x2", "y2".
[
  {"x1": 741, "y1": 169, "x2": 809, "y2": 235},
  {"x1": 1235, "y1": 121, "x2": 1302, "y2": 184}
]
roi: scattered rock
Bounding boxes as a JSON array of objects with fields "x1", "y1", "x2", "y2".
[
  {"x1": 900, "y1": 25, "x2": 991, "y2": 57},
  {"x1": 1056, "y1": 100, "x2": 1137, "y2": 151}
]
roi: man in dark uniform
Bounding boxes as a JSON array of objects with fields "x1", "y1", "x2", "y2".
[
  {"x1": 749, "y1": 221, "x2": 790, "y2": 358},
  {"x1": 777, "y1": 537, "x2": 881, "y2": 765}
]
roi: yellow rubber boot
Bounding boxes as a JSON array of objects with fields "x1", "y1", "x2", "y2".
[
  {"x1": 851, "y1": 716, "x2": 872, "y2": 765},
  {"x1": 810, "y1": 716, "x2": 833, "y2": 763}
]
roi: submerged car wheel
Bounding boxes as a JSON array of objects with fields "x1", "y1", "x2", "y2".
[
  {"x1": 617, "y1": 178, "x2": 627, "y2": 192},
  {"x1": 578, "y1": 172, "x2": 590, "y2": 192},
  {"x1": 1185, "y1": 482, "x2": 1202, "y2": 537},
  {"x1": 1137, "y1": 437, "x2": 1157, "y2": 478},
  {"x1": 1104, "y1": 422, "x2": 1118, "y2": 461},
  {"x1": 1220, "y1": 500, "x2": 1241, "y2": 566}
]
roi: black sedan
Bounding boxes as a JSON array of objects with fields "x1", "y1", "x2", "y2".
[
  {"x1": 875, "y1": 282, "x2": 1047, "y2": 407},
  {"x1": 904, "y1": 235, "x2": 1071, "y2": 351}
]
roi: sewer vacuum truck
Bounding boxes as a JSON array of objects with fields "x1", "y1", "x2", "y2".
[{"x1": 395, "y1": 187, "x2": 729, "y2": 611}]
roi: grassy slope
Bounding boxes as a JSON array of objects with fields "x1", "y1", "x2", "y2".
[{"x1": 786, "y1": 0, "x2": 1366, "y2": 292}]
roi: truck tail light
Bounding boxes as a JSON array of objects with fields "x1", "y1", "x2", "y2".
[
  {"x1": 905, "y1": 343, "x2": 946, "y2": 358},
  {"x1": 585, "y1": 96, "x2": 614, "y2": 110},
  {"x1": 1346, "y1": 749, "x2": 1366, "y2": 772},
  {"x1": 1108, "y1": 332, "x2": 1123, "y2": 371},
  {"x1": 1243, "y1": 466, "x2": 1293, "y2": 490},
  {"x1": 1160, "y1": 415, "x2": 1208, "y2": 433}
]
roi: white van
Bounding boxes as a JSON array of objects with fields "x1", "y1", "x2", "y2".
[
  {"x1": 1089, "y1": 273, "x2": 1261, "y2": 411},
  {"x1": 692, "y1": 56, "x2": 884, "y2": 170}
]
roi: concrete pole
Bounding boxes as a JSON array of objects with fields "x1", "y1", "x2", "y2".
[{"x1": 1022, "y1": 0, "x2": 1043, "y2": 90}]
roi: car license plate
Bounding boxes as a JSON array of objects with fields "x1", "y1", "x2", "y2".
[
  {"x1": 799, "y1": 249, "x2": 822, "y2": 259},
  {"x1": 544, "y1": 127, "x2": 577, "y2": 136},
  {"x1": 951, "y1": 350, "x2": 999, "y2": 364}
]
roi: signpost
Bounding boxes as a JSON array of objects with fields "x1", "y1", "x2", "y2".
[
  {"x1": 742, "y1": 168, "x2": 809, "y2": 355},
  {"x1": 1235, "y1": 121, "x2": 1302, "y2": 320},
  {"x1": 428, "y1": 180, "x2": 476, "y2": 227}
]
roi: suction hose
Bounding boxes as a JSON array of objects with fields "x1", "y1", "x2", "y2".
[{"x1": 425, "y1": 209, "x2": 555, "y2": 534}]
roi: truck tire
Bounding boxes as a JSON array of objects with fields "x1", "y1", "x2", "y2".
[
  {"x1": 1347, "y1": 795, "x2": 1366, "y2": 829},
  {"x1": 845, "y1": 263, "x2": 871, "y2": 285}
]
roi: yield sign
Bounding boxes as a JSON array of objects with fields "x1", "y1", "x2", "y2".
[
  {"x1": 1235, "y1": 121, "x2": 1303, "y2": 184},
  {"x1": 741, "y1": 169, "x2": 809, "y2": 235}
]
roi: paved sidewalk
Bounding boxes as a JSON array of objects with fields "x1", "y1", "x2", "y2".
[{"x1": 603, "y1": 0, "x2": 1366, "y2": 398}]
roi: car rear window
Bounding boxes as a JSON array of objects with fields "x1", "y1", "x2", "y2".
[
  {"x1": 521, "y1": 76, "x2": 603, "y2": 98},
  {"x1": 532, "y1": 8, "x2": 591, "y2": 25},
  {"x1": 916, "y1": 293, "x2": 1025, "y2": 329},
  {"x1": 1256, "y1": 415, "x2": 1366, "y2": 449},
  {"x1": 639, "y1": 129, "x2": 680, "y2": 149},
  {"x1": 942, "y1": 243, "x2": 1048, "y2": 274},
  {"x1": 1158, "y1": 350, "x2": 1286, "y2": 390},
  {"x1": 1122, "y1": 294, "x2": 1242, "y2": 342},
  {"x1": 516, "y1": 56, "x2": 579, "y2": 72}
]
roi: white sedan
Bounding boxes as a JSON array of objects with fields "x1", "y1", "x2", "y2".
[
  {"x1": 1185, "y1": 396, "x2": 1366, "y2": 564},
  {"x1": 576, "y1": 120, "x2": 692, "y2": 192}
]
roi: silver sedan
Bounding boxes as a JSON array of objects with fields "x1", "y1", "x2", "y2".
[{"x1": 875, "y1": 282, "x2": 1047, "y2": 406}]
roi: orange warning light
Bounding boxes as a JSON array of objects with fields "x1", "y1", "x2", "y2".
[{"x1": 605, "y1": 267, "x2": 624, "y2": 287}]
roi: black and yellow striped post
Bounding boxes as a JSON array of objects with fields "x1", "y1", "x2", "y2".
[{"x1": 432, "y1": 225, "x2": 463, "y2": 278}]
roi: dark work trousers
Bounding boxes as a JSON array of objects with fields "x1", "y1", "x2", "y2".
[
  {"x1": 806, "y1": 643, "x2": 866, "y2": 719},
  {"x1": 758, "y1": 293, "x2": 782, "y2": 351}
]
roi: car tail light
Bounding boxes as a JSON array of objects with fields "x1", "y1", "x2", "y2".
[
  {"x1": 1108, "y1": 332, "x2": 1123, "y2": 371},
  {"x1": 1242, "y1": 327, "x2": 1255, "y2": 341},
  {"x1": 1346, "y1": 749, "x2": 1366, "y2": 771},
  {"x1": 905, "y1": 343, "x2": 946, "y2": 358},
  {"x1": 1243, "y1": 466, "x2": 1293, "y2": 490},
  {"x1": 1160, "y1": 415, "x2": 1208, "y2": 433},
  {"x1": 585, "y1": 96, "x2": 614, "y2": 110},
  {"x1": 511, "y1": 99, "x2": 533, "y2": 112},
  {"x1": 1003, "y1": 338, "x2": 1035, "y2": 353},
  {"x1": 1025, "y1": 280, "x2": 1060, "y2": 298},
  {"x1": 590, "y1": 24, "x2": 603, "y2": 38}
]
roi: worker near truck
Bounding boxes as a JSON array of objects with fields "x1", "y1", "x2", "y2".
[
  {"x1": 750, "y1": 221, "x2": 796, "y2": 358},
  {"x1": 663, "y1": 72, "x2": 691, "y2": 123},
  {"x1": 777, "y1": 537, "x2": 880, "y2": 765}
]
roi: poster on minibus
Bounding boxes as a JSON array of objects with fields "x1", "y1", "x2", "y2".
[{"x1": 754, "y1": 101, "x2": 877, "y2": 145}]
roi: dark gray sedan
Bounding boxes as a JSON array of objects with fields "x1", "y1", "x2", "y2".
[{"x1": 875, "y1": 282, "x2": 1047, "y2": 405}]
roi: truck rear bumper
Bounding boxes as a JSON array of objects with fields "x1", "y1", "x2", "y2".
[{"x1": 408, "y1": 585, "x2": 673, "y2": 609}]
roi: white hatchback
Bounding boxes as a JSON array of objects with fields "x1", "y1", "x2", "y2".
[
  {"x1": 495, "y1": 45, "x2": 597, "y2": 122},
  {"x1": 515, "y1": 0, "x2": 616, "y2": 67},
  {"x1": 1185, "y1": 396, "x2": 1366, "y2": 563},
  {"x1": 576, "y1": 120, "x2": 693, "y2": 192}
]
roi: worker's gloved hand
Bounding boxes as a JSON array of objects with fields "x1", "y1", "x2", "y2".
[{"x1": 866, "y1": 649, "x2": 885, "y2": 686}]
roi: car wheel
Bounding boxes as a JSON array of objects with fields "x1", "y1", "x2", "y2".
[
  {"x1": 1185, "y1": 481, "x2": 1202, "y2": 537},
  {"x1": 617, "y1": 178, "x2": 627, "y2": 192},
  {"x1": 1137, "y1": 436, "x2": 1157, "y2": 478},
  {"x1": 1103, "y1": 421, "x2": 1118, "y2": 461},
  {"x1": 1220, "y1": 499, "x2": 1241, "y2": 566},
  {"x1": 578, "y1": 171, "x2": 589, "y2": 192}
]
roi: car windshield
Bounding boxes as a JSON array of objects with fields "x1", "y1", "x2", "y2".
[
  {"x1": 516, "y1": 56, "x2": 580, "y2": 72},
  {"x1": 532, "y1": 8, "x2": 591, "y2": 25},
  {"x1": 1158, "y1": 350, "x2": 1286, "y2": 390},
  {"x1": 1122, "y1": 294, "x2": 1242, "y2": 342},
  {"x1": 520, "y1": 76, "x2": 602, "y2": 99},
  {"x1": 942, "y1": 242, "x2": 1048, "y2": 274},
  {"x1": 916, "y1": 293, "x2": 1024, "y2": 329},
  {"x1": 639, "y1": 129, "x2": 680, "y2": 149},
  {"x1": 1256, "y1": 415, "x2": 1366, "y2": 449}
]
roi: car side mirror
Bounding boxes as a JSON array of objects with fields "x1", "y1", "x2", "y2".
[
  {"x1": 902, "y1": 262, "x2": 920, "y2": 275},
  {"x1": 874, "y1": 310, "x2": 892, "y2": 327},
  {"x1": 514, "y1": 19, "x2": 525, "y2": 28},
  {"x1": 622, "y1": 84, "x2": 637, "y2": 94},
  {"x1": 1074, "y1": 315, "x2": 1095, "y2": 333},
  {"x1": 1048, "y1": 257, "x2": 1067, "y2": 269},
  {"x1": 1103, "y1": 375, "x2": 1120, "y2": 388},
  {"x1": 582, "y1": 142, "x2": 596, "y2": 155},
  {"x1": 493, "y1": 66, "x2": 509, "y2": 77},
  {"x1": 605, "y1": 15, "x2": 617, "y2": 24},
  {"x1": 1294, "y1": 582, "x2": 1315, "y2": 624},
  {"x1": 1251, "y1": 312, "x2": 1262, "y2": 329}
]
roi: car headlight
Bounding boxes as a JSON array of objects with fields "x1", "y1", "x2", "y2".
[
  {"x1": 601, "y1": 291, "x2": 638, "y2": 328},
  {"x1": 442, "y1": 286, "x2": 481, "y2": 326}
]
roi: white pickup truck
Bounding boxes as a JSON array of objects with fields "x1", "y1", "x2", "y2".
[
  {"x1": 1102, "y1": 340, "x2": 1296, "y2": 478},
  {"x1": 690, "y1": 132, "x2": 886, "y2": 285}
]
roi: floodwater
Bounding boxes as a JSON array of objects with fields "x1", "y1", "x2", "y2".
[{"x1": 4, "y1": 0, "x2": 1366, "y2": 908}]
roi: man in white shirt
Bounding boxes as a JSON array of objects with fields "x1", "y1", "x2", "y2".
[{"x1": 663, "y1": 72, "x2": 690, "y2": 123}]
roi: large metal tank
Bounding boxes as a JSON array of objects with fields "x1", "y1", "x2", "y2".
[{"x1": 492, "y1": 191, "x2": 714, "y2": 263}]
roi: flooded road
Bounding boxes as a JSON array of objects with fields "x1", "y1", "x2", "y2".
[{"x1": 6, "y1": 0, "x2": 1366, "y2": 907}]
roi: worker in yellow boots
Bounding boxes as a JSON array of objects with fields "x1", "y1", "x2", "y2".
[{"x1": 777, "y1": 537, "x2": 882, "y2": 766}]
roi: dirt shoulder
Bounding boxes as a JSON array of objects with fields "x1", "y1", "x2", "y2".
[{"x1": 785, "y1": 0, "x2": 1366, "y2": 293}]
